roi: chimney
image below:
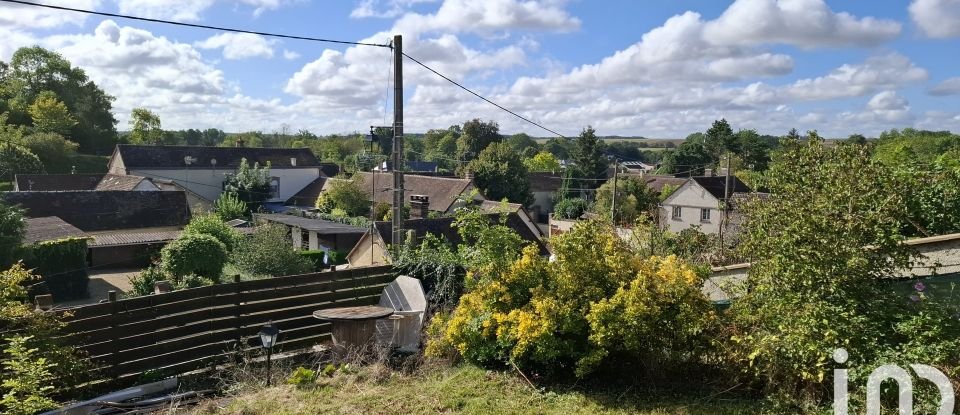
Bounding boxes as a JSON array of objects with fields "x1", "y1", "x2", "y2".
[
  {"x1": 290, "y1": 157, "x2": 297, "y2": 167},
  {"x1": 703, "y1": 168, "x2": 713, "y2": 177},
  {"x1": 235, "y1": 137, "x2": 245, "y2": 147},
  {"x1": 464, "y1": 169, "x2": 474, "y2": 180},
  {"x1": 410, "y1": 195, "x2": 429, "y2": 219},
  {"x1": 718, "y1": 167, "x2": 729, "y2": 176}
]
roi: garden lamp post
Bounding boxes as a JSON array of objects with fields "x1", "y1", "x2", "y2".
[{"x1": 259, "y1": 322, "x2": 279, "y2": 386}]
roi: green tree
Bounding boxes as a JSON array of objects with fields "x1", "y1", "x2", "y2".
[
  {"x1": 20, "y1": 132, "x2": 78, "y2": 167},
  {"x1": 0, "y1": 202, "x2": 25, "y2": 269},
  {"x1": 1, "y1": 47, "x2": 118, "y2": 152},
  {"x1": 505, "y1": 133, "x2": 539, "y2": 155},
  {"x1": 373, "y1": 126, "x2": 393, "y2": 156},
  {"x1": 183, "y1": 214, "x2": 242, "y2": 252},
  {"x1": 704, "y1": 118, "x2": 735, "y2": 160},
  {"x1": 572, "y1": 126, "x2": 607, "y2": 187},
  {"x1": 467, "y1": 142, "x2": 533, "y2": 205},
  {"x1": 315, "y1": 175, "x2": 370, "y2": 217},
  {"x1": 0, "y1": 143, "x2": 44, "y2": 182},
  {"x1": 542, "y1": 137, "x2": 573, "y2": 159},
  {"x1": 736, "y1": 129, "x2": 771, "y2": 171},
  {"x1": 223, "y1": 158, "x2": 272, "y2": 212},
  {"x1": 846, "y1": 133, "x2": 867, "y2": 145},
  {"x1": 214, "y1": 192, "x2": 248, "y2": 221},
  {"x1": 27, "y1": 91, "x2": 76, "y2": 136},
  {"x1": 727, "y1": 137, "x2": 960, "y2": 407},
  {"x1": 660, "y1": 140, "x2": 710, "y2": 175},
  {"x1": 592, "y1": 176, "x2": 658, "y2": 225},
  {"x1": 523, "y1": 151, "x2": 560, "y2": 172},
  {"x1": 128, "y1": 107, "x2": 162, "y2": 145},
  {"x1": 456, "y1": 119, "x2": 501, "y2": 164}
]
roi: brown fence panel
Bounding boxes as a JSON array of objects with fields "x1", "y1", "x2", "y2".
[{"x1": 44, "y1": 266, "x2": 395, "y2": 386}]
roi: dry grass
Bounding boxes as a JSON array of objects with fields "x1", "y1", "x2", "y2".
[{"x1": 187, "y1": 361, "x2": 762, "y2": 415}]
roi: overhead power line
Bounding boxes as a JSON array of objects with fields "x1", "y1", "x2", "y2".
[
  {"x1": 401, "y1": 52, "x2": 566, "y2": 139},
  {"x1": 0, "y1": 0, "x2": 391, "y2": 48}
]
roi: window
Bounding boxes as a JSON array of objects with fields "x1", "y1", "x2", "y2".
[
  {"x1": 672, "y1": 206, "x2": 682, "y2": 219},
  {"x1": 270, "y1": 177, "x2": 280, "y2": 200},
  {"x1": 700, "y1": 208, "x2": 711, "y2": 222}
]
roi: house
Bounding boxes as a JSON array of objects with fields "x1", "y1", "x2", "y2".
[
  {"x1": 254, "y1": 213, "x2": 367, "y2": 253},
  {"x1": 659, "y1": 176, "x2": 751, "y2": 235},
  {"x1": 333, "y1": 172, "x2": 483, "y2": 214},
  {"x1": 106, "y1": 144, "x2": 324, "y2": 204},
  {"x1": 639, "y1": 175, "x2": 688, "y2": 198},
  {"x1": 528, "y1": 172, "x2": 564, "y2": 223},
  {"x1": 14, "y1": 173, "x2": 159, "y2": 191},
  {"x1": 346, "y1": 195, "x2": 546, "y2": 267},
  {"x1": 2, "y1": 190, "x2": 191, "y2": 267},
  {"x1": 372, "y1": 160, "x2": 439, "y2": 173}
]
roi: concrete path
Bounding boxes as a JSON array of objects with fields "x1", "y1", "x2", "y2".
[{"x1": 56, "y1": 268, "x2": 141, "y2": 307}]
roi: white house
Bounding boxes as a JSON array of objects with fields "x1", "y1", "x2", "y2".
[
  {"x1": 660, "y1": 176, "x2": 751, "y2": 235},
  {"x1": 107, "y1": 144, "x2": 324, "y2": 204}
]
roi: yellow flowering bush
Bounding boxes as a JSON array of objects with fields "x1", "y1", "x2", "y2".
[{"x1": 430, "y1": 219, "x2": 717, "y2": 377}]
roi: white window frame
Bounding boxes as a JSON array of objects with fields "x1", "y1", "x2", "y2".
[
  {"x1": 672, "y1": 206, "x2": 682, "y2": 219},
  {"x1": 700, "y1": 208, "x2": 711, "y2": 222}
]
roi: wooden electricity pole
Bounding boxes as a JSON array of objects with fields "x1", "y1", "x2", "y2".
[
  {"x1": 391, "y1": 34, "x2": 404, "y2": 254},
  {"x1": 610, "y1": 158, "x2": 618, "y2": 225}
]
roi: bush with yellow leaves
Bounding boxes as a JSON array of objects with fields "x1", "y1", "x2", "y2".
[{"x1": 428, "y1": 219, "x2": 717, "y2": 377}]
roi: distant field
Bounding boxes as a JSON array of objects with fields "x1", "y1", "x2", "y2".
[{"x1": 534, "y1": 137, "x2": 682, "y2": 148}]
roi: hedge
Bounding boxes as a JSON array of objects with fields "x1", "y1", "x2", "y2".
[
  {"x1": 25, "y1": 237, "x2": 90, "y2": 301},
  {"x1": 297, "y1": 249, "x2": 348, "y2": 270}
]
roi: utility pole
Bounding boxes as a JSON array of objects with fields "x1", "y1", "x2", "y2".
[
  {"x1": 610, "y1": 158, "x2": 618, "y2": 225},
  {"x1": 720, "y1": 152, "x2": 731, "y2": 248},
  {"x1": 391, "y1": 34, "x2": 404, "y2": 255}
]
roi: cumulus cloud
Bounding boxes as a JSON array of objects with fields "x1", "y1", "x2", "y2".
[
  {"x1": 929, "y1": 77, "x2": 960, "y2": 96},
  {"x1": 282, "y1": 49, "x2": 301, "y2": 60},
  {"x1": 114, "y1": 0, "x2": 291, "y2": 21},
  {"x1": 196, "y1": 33, "x2": 275, "y2": 60},
  {"x1": 783, "y1": 53, "x2": 927, "y2": 101},
  {"x1": 704, "y1": 0, "x2": 901, "y2": 48},
  {"x1": 350, "y1": 0, "x2": 439, "y2": 19},
  {"x1": 393, "y1": 0, "x2": 581, "y2": 37},
  {"x1": 910, "y1": 0, "x2": 960, "y2": 38},
  {"x1": 839, "y1": 91, "x2": 912, "y2": 124},
  {"x1": 0, "y1": 0, "x2": 100, "y2": 29}
]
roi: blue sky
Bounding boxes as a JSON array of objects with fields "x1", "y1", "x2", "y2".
[{"x1": 1, "y1": 0, "x2": 958, "y2": 138}]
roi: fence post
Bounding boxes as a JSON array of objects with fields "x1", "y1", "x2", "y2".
[
  {"x1": 233, "y1": 274, "x2": 242, "y2": 358},
  {"x1": 108, "y1": 290, "x2": 119, "y2": 381}
]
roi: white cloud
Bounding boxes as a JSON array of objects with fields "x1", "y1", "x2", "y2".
[
  {"x1": 114, "y1": 0, "x2": 292, "y2": 21},
  {"x1": 783, "y1": 53, "x2": 927, "y2": 101},
  {"x1": 866, "y1": 91, "x2": 908, "y2": 111},
  {"x1": 195, "y1": 33, "x2": 275, "y2": 60},
  {"x1": 282, "y1": 49, "x2": 300, "y2": 60},
  {"x1": 350, "y1": 0, "x2": 439, "y2": 19},
  {"x1": 0, "y1": 0, "x2": 101, "y2": 29},
  {"x1": 839, "y1": 91, "x2": 912, "y2": 124},
  {"x1": 930, "y1": 77, "x2": 960, "y2": 96},
  {"x1": 0, "y1": 27, "x2": 37, "y2": 61},
  {"x1": 910, "y1": 0, "x2": 960, "y2": 38},
  {"x1": 393, "y1": 0, "x2": 580, "y2": 37},
  {"x1": 704, "y1": 0, "x2": 901, "y2": 48}
]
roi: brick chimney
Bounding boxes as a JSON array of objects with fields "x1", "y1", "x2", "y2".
[
  {"x1": 410, "y1": 195, "x2": 429, "y2": 219},
  {"x1": 703, "y1": 168, "x2": 713, "y2": 177}
]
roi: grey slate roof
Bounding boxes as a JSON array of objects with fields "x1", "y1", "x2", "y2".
[
  {"x1": 114, "y1": 144, "x2": 321, "y2": 169},
  {"x1": 23, "y1": 217, "x2": 85, "y2": 244},
  {"x1": 1, "y1": 191, "x2": 191, "y2": 232},
  {"x1": 256, "y1": 213, "x2": 368, "y2": 234},
  {"x1": 691, "y1": 176, "x2": 751, "y2": 201},
  {"x1": 350, "y1": 172, "x2": 475, "y2": 213},
  {"x1": 14, "y1": 174, "x2": 152, "y2": 191}
]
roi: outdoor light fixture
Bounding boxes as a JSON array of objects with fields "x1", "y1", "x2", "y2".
[{"x1": 259, "y1": 322, "x2": 280, "y2": 386}]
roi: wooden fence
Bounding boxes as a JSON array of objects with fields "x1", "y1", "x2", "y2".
[{"x1": 55, "y1": 265, "x2": 394, "y2": 388}]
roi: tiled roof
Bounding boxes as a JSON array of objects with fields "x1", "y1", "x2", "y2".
[
  {"x1": 15, "y1": 174, "x2": 103, "y2": 191},
  {"x1": 23, "y1": 217, "x2": 85, "y2": 244},
  {"x1": 691, "y1": 176, "x2": 752, "y2": 201},
  {"x1": 1, "y1": 191, "x2": 191, "y2": 232},
  {"x1": 350, "y1": 172, "x2": 475, "y2": 212},
  {"x1": 641, "y1": 175, "x2": 689, "y2": 194},
  {"x1": 285, "y1": 177, "x2": 328, "y2": 207},
  {"x1": 528, "y1": 172, "x2": 564, "y2": 193},
  {"x1": 114, "y1": 144, "x2": 321, "y2": 169},
  {"x1": 95, "y1": 174, "x2": 151, "y2": 191},
  {"x1": 373, "y1": 210, "x2": 548, "y2": 255}
]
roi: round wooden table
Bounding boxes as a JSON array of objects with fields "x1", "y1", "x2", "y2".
[{"x1": 313, "y1": 306, "x2": 395, "y2": 348}]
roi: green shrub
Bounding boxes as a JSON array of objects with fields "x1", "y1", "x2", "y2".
[
  {"x1": 553, "y1": 198, "x2": 588, "y2": 220},
  {"x1": 160, "y1": 233, "x2": 227, "y2": 282},
  {"x1": 0, "y1": 202, "x2": 26, "y2": 269},
  {"x1": 430, "y1": 220, "x2": 716, "y2": 377},
  {"x1": 286, "y1": 367, "x2": 316, "y2": 388},
  {"x1": 0, "y1": 143, "x2": 43, "y2": 182},
  {"x1": 19, "y1": 132, "x2": 78, "y2": 167},
  {"x1": 1, "y1": 336, "x2": 57, "y2": 415},
  {"x1": 297, "y1": 250, "x2": 349, "y2": 270},
  {"x1": 174, "y1": 274, "x2": 215, "y2": 290},
  {"x1": 215, "y1": 192, "x2": 248, "y2": 221},
  {"x1": 127, "y1": 264, "x2": 167, "y2": 297},
  {"x1": 183, "y1": 214, "x2": 242, "y2": 252},
  {"x1": 24, "y1": 237, "x2": 89, "y2": 301},
  {"x1": 231, "y1": 224, "x2": 313, "y2": 277}
]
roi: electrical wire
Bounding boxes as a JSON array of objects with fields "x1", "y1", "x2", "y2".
[
  {"x1": 401, "y1": 52, "x2": 566, "y2": 139},
  {"x1": 0, "y1": 0, "x2": 392, "y2": 48}
]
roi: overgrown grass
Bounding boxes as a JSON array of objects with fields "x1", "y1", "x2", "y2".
[{"x1": 195, "y1": 364, "x2": 761, "y2": 415}]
